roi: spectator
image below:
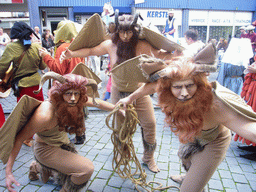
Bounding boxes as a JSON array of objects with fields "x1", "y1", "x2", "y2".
[
  {"x1": 0, "y1": 27, "x2": 11, "y2": 57},
  {"x1": 246, "y1": 25, "x2": 256, "y2": 54},
  {"x1": 234, "y1": 55, "x2": 256, "y2": 160},
  {"x1": 182, "y1": 29, "x2": 205, "y2": 57},
  {"x1": 240, "y1": 26, "x2": 247, "y2": 38},
  {"x1": 0, "y1": 21, "x2": 47, "y2": 146},
  {"x1": 162, "y1": 9, "x2": 176, "y2": 41},
  {"x1": 217, "y1": 38, "x2": 253, "y2": 95},
  {"x1": 31, "y1": 26, "x2": 42, "y2": 45},
  {"x1": 41, "y1": 32, "x2": 54, "y2": 56},
  {"x1": 45, "y1": 28, "x2": 54, "y2": 41},
  {"x1": 216, "y1": 37, "x2": 228, "y2": 52}
]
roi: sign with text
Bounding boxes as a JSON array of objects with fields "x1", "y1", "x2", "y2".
[
  {"x1": 137, "y1": 8, "x2": 182, "y2": 26},
  {"x1": 234, "y1": 12, "x2": 252, "y2": 26},
  {"x1": 189, "y1": 10, "x2": 252, "y2": 26},
  {"x1": 189, "y1": 10, "x2": 208, "y2": 26}
]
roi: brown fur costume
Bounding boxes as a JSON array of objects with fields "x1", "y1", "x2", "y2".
[
  {"x1": 157, "y1": 59, "x2": 213, "y2": 143},
  {"x1": 48, "y1": 74, "x2": 88, "y2": 135},
  {"x1": 111, "y1": 14, "x2": 140, "y2": 64}
]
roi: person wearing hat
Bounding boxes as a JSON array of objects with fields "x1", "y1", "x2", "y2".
[
  {"x1": 4, "y1": 72, "x2": 115, "y2": 192},
  {"x1": 61, "y1": 11, "x2": 179, "y2": 173},
  {"x1": 116, "y1": 50, "x2": 256, "y2": 192},
  {"x1": 246, "y1": 25, "x2": 256, "y2": 53},
  {"x1": 0, "y1": 21, "x2": 47, "y2": 146},
  {"x1": 0, "y1": 22, "x2": 46, "y2": 101},
  {"x1": 162, "y1": 9, "x2": 176, "y2": 40},
  {"x1": 239, "y1": 26, "x2": 247, "y2": 38}
]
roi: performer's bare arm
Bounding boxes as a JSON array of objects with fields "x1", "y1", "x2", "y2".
[
  {"x1": 61, "y1": 40, "x2": 112, "y2": 62},
  {"x1": 117, "y1": 81, "x2": 158, "y2": 109},
  {"x1": 86, "y1": 97, "x2": 115, "y2": 111},
  {"x1": 212, "y1": 97, "x2": 256, "y2": 143},
  {"x1": 5, "y1": 101, "x2": 55, "y2": 192},
  {"x1": 136, "y1": 40, "x2": 173, "y2": 60}
]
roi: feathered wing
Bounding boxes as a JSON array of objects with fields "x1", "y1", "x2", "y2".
[
  {"x1": 71, "y1": 63, "x2": 101, "y2": 98},
  {"x1": 68, "y1": 13, "x2": 110, "y2": 51}
]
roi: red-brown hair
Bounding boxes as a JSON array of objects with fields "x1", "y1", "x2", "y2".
[
  {"x1": 48, "y1": 74, "x2": 88, "y2": 135},
  {"x1": 157, "y1": 58, "x2": 213, "y2": 143}
]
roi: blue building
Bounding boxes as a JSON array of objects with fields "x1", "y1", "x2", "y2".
[{"x1": 0, "y1": 0, "x2": 255, "y2": 42}]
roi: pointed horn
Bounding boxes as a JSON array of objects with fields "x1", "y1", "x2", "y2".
[
  {"x1": 115, "y1": 9, "x2": 119, "y2": 31},
  {"x1": 33, "y1": 72, "x2": 67, "y2": 94},
  {"x1": 86, "y1": 79, "x2": 99, "y2": 105},
  {"x1": 131, "y1": 12, "x2": 139, "y2": 26}
]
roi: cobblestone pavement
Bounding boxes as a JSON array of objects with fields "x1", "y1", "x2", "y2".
[{"x1": 1, "y1": 71, "x2": 256, "y2": 192}]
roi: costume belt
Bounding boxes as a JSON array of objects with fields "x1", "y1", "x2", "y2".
[{"x1": 178, "y1": 125, "x2": 220, "y2": 162}]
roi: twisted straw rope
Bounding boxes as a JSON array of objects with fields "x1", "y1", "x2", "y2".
[{"x1": 106, "y1": 104, "x2": 180, "y2": 192}]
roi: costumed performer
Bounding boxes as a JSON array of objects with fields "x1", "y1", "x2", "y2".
[
  {"x1": 60, "y1": 11, "x2": 184, "y2": 173},
  {"x1": 3, "y1": 72, "x2": 115, "y2": 192},
  {"x1": 116, "y1": 43, "x2": 256, "y2": 192},
  {"x1": 39, "y1": 20, "x2": 88, "y2": 144}
]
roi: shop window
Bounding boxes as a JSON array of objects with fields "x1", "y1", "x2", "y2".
[
  {"x1": 209, "y1": 26, "x2": 233, "y2": 42},
  {"x1": 189, "y1": 26, "x2": 207, "y2": 43}
]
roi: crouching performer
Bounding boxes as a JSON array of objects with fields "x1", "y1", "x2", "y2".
[
  {"x1": 117, "y1": 55, "x2": 256, "y2": 192},
  {"x1": 3, "y1": 72, "x2": 114, "y2": 192}
]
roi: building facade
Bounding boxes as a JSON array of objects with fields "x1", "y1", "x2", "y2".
[{"x1": 0, "y1": 0, "x2": 255, "y2": 43}]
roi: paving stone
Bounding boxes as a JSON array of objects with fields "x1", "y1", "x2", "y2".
[
  {"x1": 88, "y1": 178, "x2": 107, "y2": 191},
  {"x1": 236, "y1": 183, "x2": 253, "y2": 192},
  {"x1": 222, "y1": 178, "x2": 236, "y2": 189},
  {"x1": 218, "y1": 169, "x2": 232, "y2": 179},
  {"x1": 96, "y1": 169, "x2": 113, "y2": 180},
  {"x1": 208, "y1": 179, "x2": 223, "y2": 191},
  {"x1": 108, "y1": 176, "x2": 124, "y2": 188},
  {"x1": 232, "y1": 173, "x2": 248, "y2": 183}
]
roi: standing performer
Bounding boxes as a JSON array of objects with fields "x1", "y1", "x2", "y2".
[
  {"x1": 117, "y1": 54, "x2": 256, "y2": 192},
  {"x1": 61, "y1": 11, "x2": 183, "y2": 172}
]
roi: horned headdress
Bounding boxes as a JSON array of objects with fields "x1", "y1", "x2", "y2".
[{"x1": 34, "y1": 71, "x2": 99, "y2": 105}]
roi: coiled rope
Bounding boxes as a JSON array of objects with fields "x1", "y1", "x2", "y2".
[{"x1": 106, "y1": 104, "x2": 180, "y2": 192}]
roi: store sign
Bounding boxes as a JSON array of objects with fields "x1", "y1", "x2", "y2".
[
  {"x1": 137, "y1": 9, "x2": 182, "y2": 26},
  {"x1": 0, "y1": 0, "x2": 23, "y2": 3},
  {"x1": 189, "y1": 10, "x2": 252, "y2": 26},
  {"x1": 208, "y1": 11, "x2": 234, "y2": 26},
  {"x1": 189, "y1": 10, "x2": 208, "y2": 26},
  {"x1": 234, "y1": 12, "x2": 252, "y2": 26}
]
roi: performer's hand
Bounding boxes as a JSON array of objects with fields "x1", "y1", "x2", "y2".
[
  {"x1": 39, "y1": 47, "x2": 49, "y2": 58},
  {"x1": 6, "y1": 173, "x2": 20, "y2": 192},
  {"x1": 116, "y1": 97, "x2": 132, "y2": 110},
  {"x1": 60, "y1": 48, "x2": 72, "y2": 64}
]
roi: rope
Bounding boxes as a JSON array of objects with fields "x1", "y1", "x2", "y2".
[{"x1": 106, "y1": 104, "x2": 180, "y2": 192}]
